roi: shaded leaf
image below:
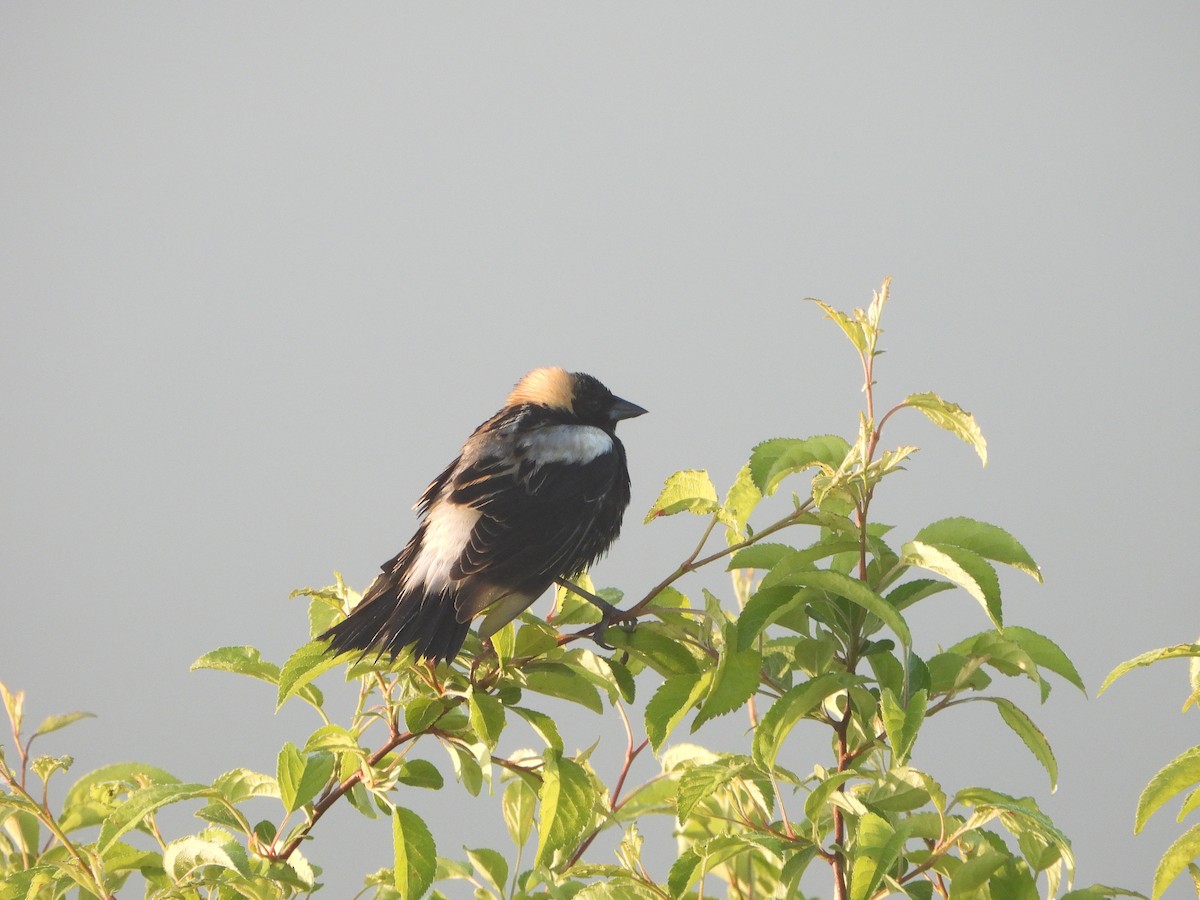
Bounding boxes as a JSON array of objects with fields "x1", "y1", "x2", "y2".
[
  {"x1": 982, "y1": 698, "x2": 1058, "y2": 791},
  {"x1": 521, "y1": 663, "x2": 603, "y2": 713},
  {"x1": 753, "y1": 673, "x2": 860, "y2": 769},
  {"x1": 749, "y1": 435, "x2": 852, "y2": 496}
]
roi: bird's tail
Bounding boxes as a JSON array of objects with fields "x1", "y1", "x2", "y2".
[{"x1": 320, "y1": 573, "x2": 471, "y2": 664}]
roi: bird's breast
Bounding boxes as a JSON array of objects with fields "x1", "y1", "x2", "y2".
[{"x1": 519, "y1": 425, "x2": 614, "y2": 465}]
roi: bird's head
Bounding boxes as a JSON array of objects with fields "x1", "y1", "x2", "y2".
[{"x1": 506, "y1": 367, "x2": 647, "y2": 430}]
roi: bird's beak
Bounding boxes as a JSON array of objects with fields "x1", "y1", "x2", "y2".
[{"x1": 609, "y1": 397, "x2": 648, "y2": 421}]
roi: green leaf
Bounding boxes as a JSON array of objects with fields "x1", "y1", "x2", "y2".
[
  {"x1": 303, "y1": 723, "x2": 365, "y2": 756},
  {"x1": 849, "y1": 812, "x2": 907, "y2": 900},
  {"x1": 914, "y1": 517, "x2": 1041, "y2": 582},
  {"x1": 727, "y1": 543, "x2": 795, "y2": 571},
  {"x1": 511, "y1": 705, "x2": 564, "y2": 753},
  {"x1": 1152, "y1": 823, "x2": 1200, "y2": 900},
  {"x1": 276, "y1": 641, "x2": 340, "y2": 711},
  {"x1": 983, "y1": 698, "x2": 1058, "y2": 790},
  {"x1": 0, "y1": 683, "x2": 23, "y2": 736},
  {"x1": 1001, "y1": 627, "x2": 1086, "y2": 695},
  {"x1": 1136, "y1": 746, "x2": 1200, "y2": 833},
  {"x1": 466, "y1": 847, "x2": 508, "y2": 897},
  {"x1": 676, "y1": 761, "x2": 746, "y2": 823},
  {"x1": 392, "y1": 805, "x2": 437, "y2": 900},
  {"x1": 645, "y1": 673, "x2": 711, "y2": 752},
  {"x1": 736, "y1": 585, "x2": 807, "y2": 649},
  {"x1": 903, "y1": 392, "x2": 987, "y2": 465},
  {"x1": 468, "y1": 690, "x2": 506, "y2": 750},
  {"x1": 811, "y1": 299, "x2": 869, "y2": 353},
  {"x1": 535, "y1": 752, "x2": 595, "y2": 867},
  {"x1": 59, "y1": 761, "x2": 182, "y2": 833},
  {"x1": 277, "y1": 743, "x2": 335, "y2": 812},
  {"x1": 32, "y1": 712, "x2": 95, "y2": 739},
  {"x1": 212, "y1": 768, "x2": 281, "y2": 803},
  {"x1": 723, "y1": 463, "x2": 763, "y2": 543},
  {"x1": 902, "y1": 540, "x2": 1002, "y2": 629},
  {"x1": 574, "y1": 881, "x2": 662, "y2": 900},
  {"x1": 776, "y1": 569, "x2": 911, "y2": 646},
  {"x1": 1099, "y1": 644, "x2": 1200, "y2": 696},
  {"x1": 804, "y1": 769, "x2": 858, "y2": 825},
  {"x1": 163, "y1": 832, "x2": 252, "y2": 880},
  {"x1": 749, "y1": 435, "x2": 852, "y2": 496},
  {"x1": 97, "y1": 783, "x2": 214, "y2": 853},
  {"x1": 192, "y1": 645, "x2": 281, "y2": 682},
  {"x1": 693, "y1": 640, "x2": 762, "y2": 730},
  {"x1": 404, "y1": 697, "x2": 447, "y2": 734},
  {"x1": 667, "y1": 848, "x2": 703, "y2": 898},
  {"x1": 521, "y1": 662, "x2": 603, "y2": 713},
  {"x1": 1060, "y1": 887, "x2": 1146, "y2": 900},
  {"x1": 886, "y1": 579, "x2": 954, "y2": 611},
  {"x1": 950, "y1": 852, "x2": 1008, "y2": 894},
  {"x1": 607, "y1": 625, "x2": 702, "y2": 677},
  {"x1": 753, "y1": 673, "x2": 859, "y2": 769},
  {"x1": 644, "y1": 469, "x2": 723, "y2": 523},
  {"x1": 502, "y1": 779, "x2": 536, "y2": 848},
  {"x1": 397, "y1": 759, "x2": 443, "y2": 790},
  {"x1": 881, "y1": 688, "x2": 927, "y2": 765}
]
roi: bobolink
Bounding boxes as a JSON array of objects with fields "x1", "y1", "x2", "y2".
[{"x1": 321, "y1": 367, "x2": 647, "y2": 663}]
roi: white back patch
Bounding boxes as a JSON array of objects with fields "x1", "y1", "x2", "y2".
[
  {"x1": 521, "y1": 425, "x2": 613, "y2": 465},
  {"x1": 404, "y1": 501, "x2": 480, "y2": 592}
]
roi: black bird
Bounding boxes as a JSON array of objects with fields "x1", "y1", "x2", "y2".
[{"x1": 321, "y1": 367, "x2": 647, "y2": 663}]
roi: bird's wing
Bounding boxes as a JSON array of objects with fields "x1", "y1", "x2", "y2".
[{"x1": 445, "y1": 420, "x2": 623, "y2": 612}]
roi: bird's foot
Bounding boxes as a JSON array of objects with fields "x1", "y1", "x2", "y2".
[{"x1": 554, "y1": 576, "x2": 636, "y2": 652}]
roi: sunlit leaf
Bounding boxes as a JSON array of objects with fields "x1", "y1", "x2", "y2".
[
  {"x1": 535, "y1": 752, "x2": 595, "y2": 867},
  {"x1": 1135, "y1": 746, "x2": 1200, "y2": 833},
  {"x1": 693, "y1": 639, "x2": 762, "y2": 730},
  {"x1": 644, "y1": 469, "x2": 723, "y2": 522},
  {"x1": 881, "y1": 688, "x2": 927, "y2": 765},
  {"x1": 277, "y1": 742, "x2": 335, "y2": 812},
  {"x1": 277, "y1": 641, "x2": 341, "y2": 711},
  {"x1": 915, "y1": 517, "x2": 1040, "y2": 581},
  {"x1": 392, "y1": 805, "x2": 436, "y2": 899},
  {"x1": 1099, "y1": 644, "x2": 1200, "y2": 696},
  {"x1": 849, "y1": 812, "x2": 907, "y2": 900},
  {"x1": 646, "y1": 673, "x2": 711, "y2": 752},
  {"x1": 902, "y1": 540, "x2": 1002, "y2": 629},
  {"x1": 32, "y1": 712, "x2": 95, "y2": 740},
  {"x1": 97, "y1": 783, "x2": 214, "y2": 853},
  {"x1": 903, "y1": 392, "x2": 987, "y2": 465},
  {"x1": 1152, "y1": 823, "x2": 1200, "y2": 900}
]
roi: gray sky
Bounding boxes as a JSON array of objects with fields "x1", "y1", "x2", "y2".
[{"x1": 4, "y1": 4, "x2": 1199, "y2": 896}]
